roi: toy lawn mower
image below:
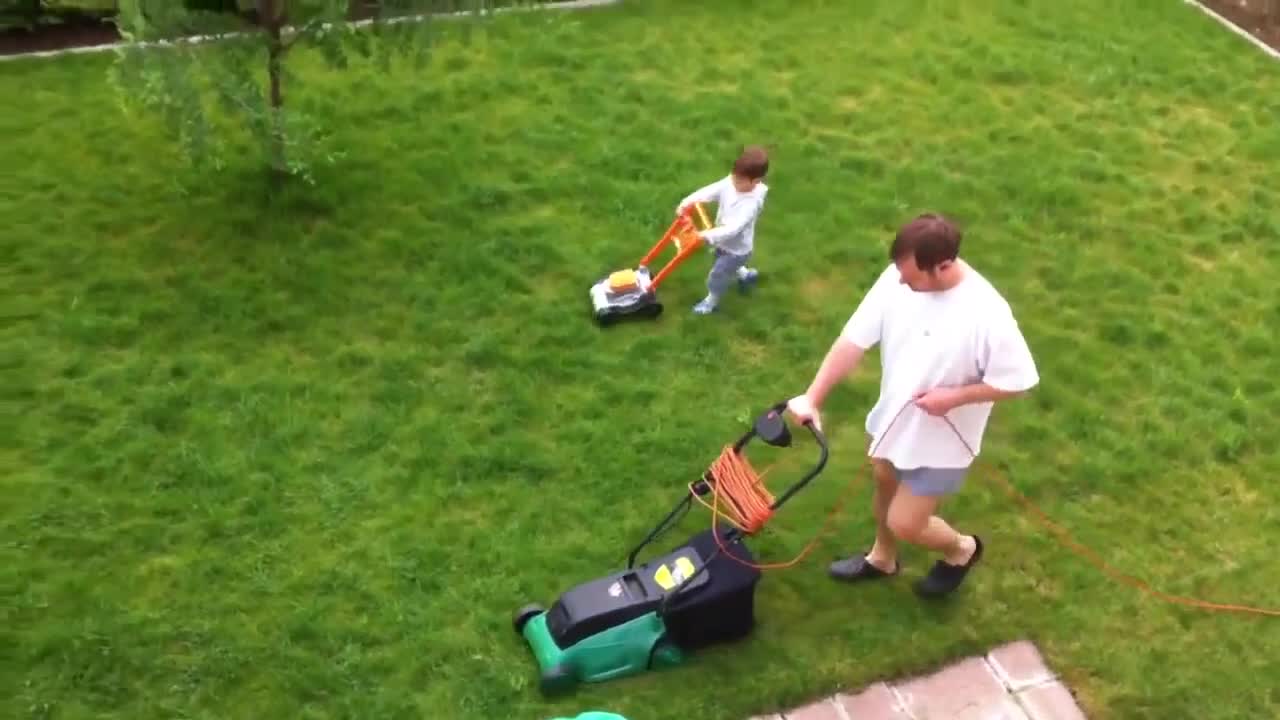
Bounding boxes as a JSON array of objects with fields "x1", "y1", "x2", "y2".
[
  {"x1": 588, "y1": 202, "x2": 714, "y2": 326},
  {"x1": 512, "y1": 402, "x2": 829, "y2": 695}
]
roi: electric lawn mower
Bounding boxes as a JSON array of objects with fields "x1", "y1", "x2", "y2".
[
  {"x1": 512, "y1": 402, "x2": 829, "y2": 695},
  {"x1": 588, "y1": 201, "x2": 714, "y2": 326}
]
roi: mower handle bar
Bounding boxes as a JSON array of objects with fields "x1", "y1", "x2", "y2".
[
  {"x1": 625, "y1": 401, "x2": 829, "y2": 572},
  {"x1": 734, "y1": 401, "x2": 829, "y2": 515},
  {"x1": 654, "y1": 403, "x2": 827, "y2": 617}
]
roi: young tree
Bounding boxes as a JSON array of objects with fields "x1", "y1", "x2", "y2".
[{"x1": 109, "y1": 0, "x2": 494, "y2": 184}]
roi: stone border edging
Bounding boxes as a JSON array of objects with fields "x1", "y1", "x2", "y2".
[
  {"x1": 0, "y1": 0, "x2": 623, "y2": 62},
  {"x1": 750, "y1": 640, "x2": 1089, "y2": 720},
  {"x1": 1183, "y1": 0, "x2": 1280, "y2": 60}
]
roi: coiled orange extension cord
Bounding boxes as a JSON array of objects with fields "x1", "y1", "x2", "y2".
[{"x1": 692, "y1": 442, "x2": 861, "y2": 571}]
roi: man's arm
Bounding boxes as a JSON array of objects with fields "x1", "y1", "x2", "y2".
[
  {"x1": 951, "y1": 382, "x2": 1026, "y2": 406},
  {"x1": 914, "y1": 379, "x2": 1030, "y2": 417},
  {"x1": 917, "y1": 310, "x2": 1039, "y2": 416},
  {"x1": 806, "y1": 336, "x2": 867, "y2": 408},
  {"x1": 789, "y1": 265, "x2": 891, "y2": 428},
  {"x1": 973, "y1": 309, "x2": 1039, "y2": 401},
  {"x1": 788, "y1": 335, "x2": 868, "y2": 430}
]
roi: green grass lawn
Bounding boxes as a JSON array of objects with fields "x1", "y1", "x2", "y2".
[{"x1": 5, "y1": 1, "x2": 1280, "y2": 718}]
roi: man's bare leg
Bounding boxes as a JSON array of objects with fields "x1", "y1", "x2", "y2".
[
  {"x1": 886, "y1": 479, "x2": 984, "y2": 596},
  {"x1": 864, "y1": 458, "x2": 900, "y2": 572},
  {"x1": 887, "y1": 490, "x2": 977, "y2": 566},
  {"x1": 828, "y1": 456, "x2": 902, "y2": 581}
]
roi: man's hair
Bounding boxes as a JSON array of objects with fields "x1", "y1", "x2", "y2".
[
  {"x1": 890, "y1": 213, "x2": 961, "y2": 271},
  {"x1": 732, "y1": 145, "x2": 769, "y2": 180}
]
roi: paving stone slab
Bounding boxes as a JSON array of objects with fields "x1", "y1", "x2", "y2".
[
  {"x1": 751, "y1": 640, "x2": 1089, "y2": 720},
  {"x1": 988, "y1": 640, "x2": 1056, "y2": 691},
  {"x1": 835, "y1": 681, "x2": 913, "y2": 719},
  {"x1": 893, "y1": 656, "x2": 1029, "y2": 720},
  {"x1": 781, "y1": 698, "x2": 845, "y2": 720},
  {"x1": 1016, "y1": 681, "x2": 1089, "y2": 720}
]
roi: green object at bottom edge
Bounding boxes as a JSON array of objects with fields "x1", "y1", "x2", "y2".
[
  {"x1": 521, "y1": 610, "x2": 685, "y2": 695},
  {"x1": 546, "y1": 713, "x2": 630, "y2": 720}
]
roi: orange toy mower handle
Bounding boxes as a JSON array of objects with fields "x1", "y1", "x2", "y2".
[{"x1": 638, "y1": 202, "x2": 714, "y2": 292}]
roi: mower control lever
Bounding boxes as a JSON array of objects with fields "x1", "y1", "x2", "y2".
[
  {"x1": 753, "y1": 407, "x2": 792, "y2": 448},
  {"x1": 753, "y1": 401, "x2": 829, "y2": 514}
]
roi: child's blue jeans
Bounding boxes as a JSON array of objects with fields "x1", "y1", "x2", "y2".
[{"x1": 706, "y1": 247, "x2": 752, "y2": 296}]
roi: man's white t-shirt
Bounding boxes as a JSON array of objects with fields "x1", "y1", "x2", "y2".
[{"x1": 842, "y1": 260, "x2": 1039, "y2": 470}]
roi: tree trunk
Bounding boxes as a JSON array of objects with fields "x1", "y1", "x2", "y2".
[
  {"x1": 259, "y1": 0, "x2": 288, "y2": 178},
  {"x1": 22, "y1": 0, "x2": 43, "y2": 28}
]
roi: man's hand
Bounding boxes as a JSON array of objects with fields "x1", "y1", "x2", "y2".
[
  {"x1": 786, "y1": 394, "x2": 823, "y2": 432},
  {"x1": 913, "y1": 387, "x2": 964, "y2": 416},
  {"x1": 915, "y1": 382, "x2": 1024, "y2": 416}
]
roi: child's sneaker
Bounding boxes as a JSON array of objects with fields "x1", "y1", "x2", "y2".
[
  {"x1": 738, "y1": 268, "x2": 759, "y2": 293},
  {"x1": 692, "y1": 298, "x2": 718, "y2": 315}
]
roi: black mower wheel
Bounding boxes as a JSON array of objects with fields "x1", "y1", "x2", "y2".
[
  {"x1": 648, "y1": 637, "x2": 683, "y2": 669},
  {"x1": 513, "y1": 604, "x2": 544, "y2": 634},
  {"x1": 642, "y1": 301, "x2": 663, "y2": 318},
  {"x1": 540, "y1": 662, "x2": 575, "y2": 696}
]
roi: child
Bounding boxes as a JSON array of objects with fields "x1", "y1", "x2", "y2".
[{"x1": 675, "y1": 145, "x2": 770, "y2": 315}]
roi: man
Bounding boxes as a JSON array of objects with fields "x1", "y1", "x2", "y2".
[{"x1": 786, "y1": 213, "x2": 1039, "y2": 597}]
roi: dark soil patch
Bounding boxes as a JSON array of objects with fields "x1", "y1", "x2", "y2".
[
  {"x1": 1196, "y1": 0, "x2": 1280, "y2": 53},
  {"x1": 0, "y1": 11, "x2": 120, "y2": 56},
  {"x1": 0, "y1": 1, "x2": 562, "y2": 58},
  {"x1": 1, "y1": 1, "x2": 1275, "y2": 59}
]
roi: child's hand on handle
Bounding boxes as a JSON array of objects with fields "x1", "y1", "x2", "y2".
[{"x1": 786, "y1": 394, "x2": 823, "y2": 432}]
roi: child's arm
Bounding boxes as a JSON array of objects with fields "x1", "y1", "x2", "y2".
[
  {"x1": 675, "y1": 177, "x2": 726, "y2": 216},
  {"x1": 699, "y1": 193, "x2": 765, "y2": 247}
]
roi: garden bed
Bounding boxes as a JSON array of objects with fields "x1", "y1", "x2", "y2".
[
  {"x1": 0, "y1": 6, "x2": 118, "y2": 55},
  {"x1": 3, "y1": 1, "x2": 1277, "y2": 59},
  {"x1": 0, "y1": 1, "x2": 563, "y2": 56},
  {"x1": 1197, "y1": 0, "x2": 1280, "y2": 52}
]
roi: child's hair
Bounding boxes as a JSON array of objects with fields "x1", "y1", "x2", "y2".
[{"x1": 732, "y1": 145, "x2": 769, "y2": 180}]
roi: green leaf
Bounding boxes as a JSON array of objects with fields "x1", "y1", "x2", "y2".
[
  {"x1": 106, "y1": 0, "x2": 495, "y2": 185},
  {"x1": 314, "y1": 24, "x2": 353, "y2": 69}
]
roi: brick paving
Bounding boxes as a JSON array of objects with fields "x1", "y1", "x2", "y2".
[{"x1": 748, "y1": 640, "x2": 1087, "y2": 720}]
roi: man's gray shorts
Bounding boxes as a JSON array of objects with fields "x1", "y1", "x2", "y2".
[{"x1": 890, "y1": 464, "x2": 970, "y2": 497}]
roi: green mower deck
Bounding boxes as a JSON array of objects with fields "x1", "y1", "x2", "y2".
[{"x1": 515, "y1": 606, "x2": 685, "y2": 695}]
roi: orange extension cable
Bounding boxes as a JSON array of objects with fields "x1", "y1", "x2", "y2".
[
  {"x1": 934, "y1": 412, "x2": 1280, "y2": 618},
  {"x1": 690, "y1": 447, "x2": 775, "y2": 534},
  {"x1": 692, "y1": 443, "x2": 860, "y2": 571},
  {"x1": 689, "y1": 401, "x2": 1280, "y2": 617}
]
